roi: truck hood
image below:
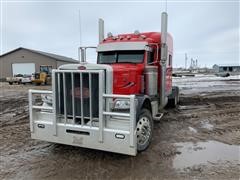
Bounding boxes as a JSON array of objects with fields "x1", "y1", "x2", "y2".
[
  {"x1": 58, "y1": 62, "x2": 144, "y2": 94},
  {"x1": 111, "y1": 63, "x2": 144, "y2": 94}
]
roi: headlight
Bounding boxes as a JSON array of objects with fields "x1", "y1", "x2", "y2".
[
  {"x1": 41, "y1": 94, "x2": 53, "y2": 105},
  {"x1": 113, "y1": 99, "x2": 130, "y2": 110}
]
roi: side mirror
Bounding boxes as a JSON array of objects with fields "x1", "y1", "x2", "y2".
[
  {"x1": 145, "y1": 45, "x2": 153, "y2": 52},
  {"x1": 78, "y1": 46, "x2": 97, "y2": 63}
]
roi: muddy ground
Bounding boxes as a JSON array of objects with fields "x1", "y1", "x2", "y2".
[{"x1": 0, "y1": 75, "x2": 239, "y2": 180}]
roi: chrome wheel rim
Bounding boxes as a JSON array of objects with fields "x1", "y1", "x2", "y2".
[{"x1": 136, "y1": 116, "x2": 151, "y2": 145}]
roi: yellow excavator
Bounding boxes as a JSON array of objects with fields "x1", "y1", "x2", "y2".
[{"x1": 32, "y1": 65, "x2": 52, "y2": 85}]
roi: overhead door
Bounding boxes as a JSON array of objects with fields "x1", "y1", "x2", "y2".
[{"x1": 12, "y1": 63, "x2": 35, "y2": 76}]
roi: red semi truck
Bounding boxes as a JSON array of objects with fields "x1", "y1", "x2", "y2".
[{"x1": 29, "y1": 12, "x2": 179, "y2": 155}]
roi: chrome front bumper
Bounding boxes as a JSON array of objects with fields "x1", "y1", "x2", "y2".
[{"x1": 29, "y1": 90, "x2": 137, "y2": 156}]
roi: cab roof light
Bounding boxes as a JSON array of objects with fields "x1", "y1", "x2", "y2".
[
  {"x1": 134, "y1": 30, "x2": 140, "y2": 35},
  {"x1": 140, "y1": 35, "x2": 146, "y2": 39},
  {"x1": 112, "y1": 36, "x2": 118, "y2": 40},
  {"x1": 107, "y1": 32, "x2": 113, "y2": 38},
  {"x1": 119, "y1": 36, "x2": 124, "y2": 40}
]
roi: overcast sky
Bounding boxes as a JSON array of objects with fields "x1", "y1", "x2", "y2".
[{"x1": 1, "y1": 0, "x2": 239, "y2": 68}]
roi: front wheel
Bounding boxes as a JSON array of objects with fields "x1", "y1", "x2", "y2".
[{"x1": 136, "y1": 108, "x2": 153, "y2": 152}]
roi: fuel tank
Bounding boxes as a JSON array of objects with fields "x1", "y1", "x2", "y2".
[{"x1": 144, "y1": 66, "x2": 158, "y2": 96}]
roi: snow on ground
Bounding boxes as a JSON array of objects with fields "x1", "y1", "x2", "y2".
[{"x1": 173, "y1": 74, "x2": 240, "y2": 95}]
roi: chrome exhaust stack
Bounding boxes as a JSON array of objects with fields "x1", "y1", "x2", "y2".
[
  {"x1": 99, "y1": 18, "x2": 104, "y2": 43},
  {"x1": 78, "y1": 47, "x2": 86, "y2": 63},
  {"x1": 160, "y1": 12, "x2": 168, "y2": 109},
  {"x1": 77, "y1": 18, "x2": 104, "y2": 63}
]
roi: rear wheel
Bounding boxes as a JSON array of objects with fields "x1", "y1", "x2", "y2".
[
  {"x1": 137, "y1": 108, "x2": 153, "y2": 152},
  {"x1": 8, "y1": 82, "x2": 13, "y2": 85}
]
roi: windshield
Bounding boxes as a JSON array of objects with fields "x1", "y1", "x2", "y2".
[
  {"x1": 40, "y1": 66, "x2": 52, "y2": 73},
  {"x1": 98, "y1": 50, "x2": 144, "y2": 64}
]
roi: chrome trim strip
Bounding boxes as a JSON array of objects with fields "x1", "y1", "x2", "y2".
[
  {"x1": 57, "y1": 73, "x2": 61, "y2": 116},
  {"x1": 29, "y1": 90, "x2": 33, "y2": 133},
  {"x1": 129, "y1": 95, "x2": 136, "y2": 148},
  {"x1": 52, "y1": 70, "x2": 57, "y2": 135},
  {"x1": 98, "y1": 71, "x2": 104, "y2": 143},
  {"x1": 71, "y1": 72, "x2": 75, "y2": 123},
  {"x1": 80, "y1": 73, "x2": 84, "y2": 126},
  {"x1": 103, "y1": 94, "x2": 132, "y2": 99},
  {"x1": 97, "y1": 41, "x2": 148, "y2": 52},
  {"x1": 103, "y1": 111, "x2": 130, "y2": 117},
  {"x1": 63, "y1": 73, "x2": 67, "y2": 125},
  {"x1": 32, "y1": 106, "x2": 53, "y2": 110},
  {"x1": 55, "y1": 70, "x2": 103, "y2": 73},
  {"x1": 89, "y1": 73, "x2": 92, "y2": 127}
]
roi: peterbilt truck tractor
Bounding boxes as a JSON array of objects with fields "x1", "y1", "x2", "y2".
[{"x1": 29, "y1": 12, "x2": 179, "y2": 156}]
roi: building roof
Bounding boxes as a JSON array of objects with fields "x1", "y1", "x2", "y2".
[
  {"x1": 215, "y1": 63, "x2": 240, "y2": 67},
  {"x1": 0, "y1": 47, "x2": 79, "y2": 63}
]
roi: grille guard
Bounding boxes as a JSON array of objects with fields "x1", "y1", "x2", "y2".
[{"x1": 28, "y1": 69, "x2": 137, "y2": 155}]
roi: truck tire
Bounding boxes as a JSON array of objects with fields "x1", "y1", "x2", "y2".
[
  {"x1": 137, "y1": 108, "x2": 153, "y2": 152},
  {"x1": 167, "y1": 86, "x2": 179, "y2": 108},
  {"x1": 9, "y1": 82, "x2": 13, "y2": 85}
]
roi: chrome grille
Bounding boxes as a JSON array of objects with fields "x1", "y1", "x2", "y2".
[{"x1": 54, "y1": 70, "x2": 104, "y2": 126}]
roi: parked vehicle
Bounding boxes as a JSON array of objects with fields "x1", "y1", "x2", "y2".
[
  {"x1": 6, "y1": 74, "x2": 23, "y2": 85},
  {"x1": 21, "y1": 74, "x2": 33, "y2": 84},
  {"x1": 29, "y1": 12, "x2": 179, "y2": 156},
  {"x1": 32, "y1": 65, "x2": 52, "y2": 85}
]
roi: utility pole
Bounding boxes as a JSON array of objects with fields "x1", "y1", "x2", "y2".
[
  {"x1": 190, "y1": 58, "x2": 193, "y2": 70},
  {"x1": 185, "y1": 53, "x2": 188, "y2": 70}
]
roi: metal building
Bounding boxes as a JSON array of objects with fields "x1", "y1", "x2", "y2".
[
  {"x1": 213, "y1": 64, "x2": 240, "y2": 76},
  {"x1": 0, "y1": 47, "x2": 79, "y2": 79}
]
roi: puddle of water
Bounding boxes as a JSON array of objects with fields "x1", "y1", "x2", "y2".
[
  {"x1": 200, "y1": 120, "x2": 214, "y2": 130},
  {"x1": 174, "y1": 141, "x2": 240, "y2": 169}
]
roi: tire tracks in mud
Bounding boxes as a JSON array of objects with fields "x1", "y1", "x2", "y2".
[
  {"x1": 162, "y1": 91, "x2": 240, "y2": 145},
  {"x1": 0, "y1": 83, "x2": 240, "y2": 179},
  {"x1": 0, "y1": 96, "x2": 29, "y2": 128}
]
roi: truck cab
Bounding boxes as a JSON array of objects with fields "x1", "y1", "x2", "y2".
[
  {"x1": 97, "y1": 32, "x2": 173, "y2": 97},
  {"x1": 28, "y1": 12, "x2": 179, "y2": 156}
]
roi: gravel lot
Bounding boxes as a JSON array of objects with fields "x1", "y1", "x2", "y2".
[{"x1": 0, "y1": 75, "x2": 239, "y2": 180}]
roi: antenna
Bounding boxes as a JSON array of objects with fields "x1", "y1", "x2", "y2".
[
  {"x1": 165, "y1": 0, "x2": 168, "y2": 12},
  {"x1": 78, "y1": 10, "x2": 82, "y2": 61},
  {"x1": 79, "y1": 9, "x2": 82, "y2": 46}
]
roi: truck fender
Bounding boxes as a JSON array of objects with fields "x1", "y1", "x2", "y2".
[{"x1": 135, "y1": 95, "x2": 152, "y2": 118}]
